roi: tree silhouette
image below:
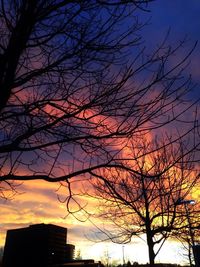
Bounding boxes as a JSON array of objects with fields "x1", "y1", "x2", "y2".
[
  {"x1": 0, "y1": 1, "x2": 198, "y2": 203},
  {"x1": 88, "y1": 137, "x2": 200, "y2": 266},
  {"x1": 172, "y1": 201, "x2": 200, "y2": 266}
]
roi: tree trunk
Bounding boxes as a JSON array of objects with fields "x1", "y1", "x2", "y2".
[
  {"x1": 0, "y1": 1, "x2": 37, "y2": 111},
  {"x1": 143, "y1": 181, "x2": 156, "y2": 267},
  {"x1": 146, "y1": 230, "x2": 156, "y2": 267}
]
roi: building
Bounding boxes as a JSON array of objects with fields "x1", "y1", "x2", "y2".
[
  {"x1": 65, "y1": 244, "x2": 75, "y2": 261},
  {"x1": 193, "y1": 244, "x2": 200, "y2": 267},
  {"x1": 2, "y1": 223, "x2": 75, "y2": 267}
]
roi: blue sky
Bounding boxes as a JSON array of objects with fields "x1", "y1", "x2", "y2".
[
  {"x1": 143, "y1": 0, "x2": 200, "y2": 98},
  {"x1": 149, "y1": 0, "x2": 200, "y2": 38}
]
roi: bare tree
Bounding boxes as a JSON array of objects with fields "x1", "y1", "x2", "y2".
[
  {"x1": 172, "y1": 200, "x2": 200, "y2": 266},
  {"x1": 87, "y1": 137, "x2": 200, "y2": 266},
  {"x1": 0, "y1": 0, "x2": 198, "y2": 204}
]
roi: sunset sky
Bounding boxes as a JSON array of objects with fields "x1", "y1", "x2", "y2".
[{"x1": 1, "y1": 0, "x2": 200, "y2": 265}]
